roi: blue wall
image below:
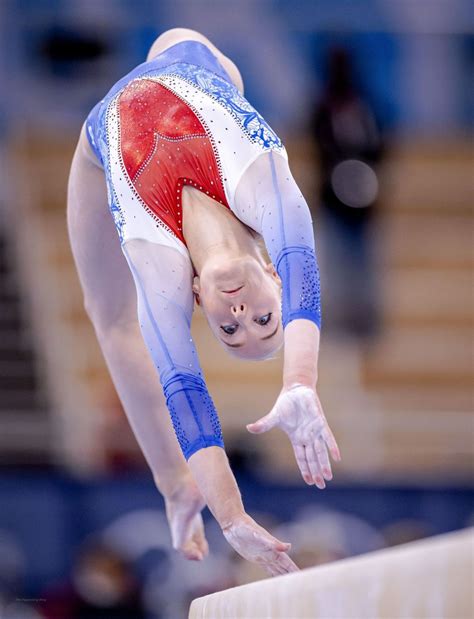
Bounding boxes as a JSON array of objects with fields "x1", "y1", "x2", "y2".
[{"x1": 1, "y1": 471, "x2": 472, "y2": 595}]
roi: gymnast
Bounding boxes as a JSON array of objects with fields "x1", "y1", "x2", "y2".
[{"x1": 67, "y1": 28, "x2": 340, "y2": 577}]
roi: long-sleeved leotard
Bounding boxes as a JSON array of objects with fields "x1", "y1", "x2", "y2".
[
  {"x1": 233, "y1": 151, "x2": 321, "y2": 329},
  {"x1": 86, "y1": 40, "x2": 321, "y2": 460}
]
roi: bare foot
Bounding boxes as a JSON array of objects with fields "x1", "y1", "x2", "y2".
[{"x1": 164, "y1": 478, "x2": 209, "y2": 561}]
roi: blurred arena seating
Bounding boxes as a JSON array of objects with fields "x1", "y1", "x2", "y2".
[
  {"x1": 5, "y1": 128, "x2": 472, "y2": 483},
  {"x1": 0, "y1": 218, "x2": 51, "y2": 467},
  {"x1": 360, "y1": 139, "x2": 473, "y2": 479},
  {"x1": 6, "y1": 129, "x2": 108, "y2": 473}
]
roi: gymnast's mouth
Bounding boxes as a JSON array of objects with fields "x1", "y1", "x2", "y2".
[{"x1": 222, "y1": 285, "x2": 244, "y2": 294}]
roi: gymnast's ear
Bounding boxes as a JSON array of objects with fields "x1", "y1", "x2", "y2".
[
  {"x1": 265, "y1": 262, "x2": 281, "y2": 286},
  {"x1": 192, "y1": 276, "x2": 201, "y2": 305}
]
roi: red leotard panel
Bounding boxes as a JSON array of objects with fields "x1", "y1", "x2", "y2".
[{"x1": 118, "y1": 79, "x2": 229, "y2": 244}]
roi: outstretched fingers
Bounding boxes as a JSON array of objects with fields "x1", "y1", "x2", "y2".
[
  {"x1": 184, "y1": 545, "x2": 203, "y2": 561},
  {"x1": 274, "y1": 551, "x2": 299, "y2": 573},
  {"x1": 191, "y1": 514, "x2": 209, "y2": 558},
  {"x1": 260, "y1": 532, "x2": 291, "y2": 554},
  {"x1": 223, "y1": 515, "x2": 299, "y2": 578},
  {"x1": 261, "y1": 550, "x2": 299, "y2": 577},
  {"x1": 261, "y1": 542, "x2": 299, "y2": 576},
  {"x1": 293, "y1": 443, "x2": 314, "y2": 485},
  {"x1": 306, "y1": 443, "x2": 326, "y2": 489},
  {"x1": 253, "y1": 529, "x2": 296, "y2": 571},
  {"x1": 323, "y1": 425, "x2": 342, "y2": 462},
  {"x1": 264, "y1": 563, "x2": 281, "y2": 577},
  {"x1": 314, "y1": 437, "x2": 332, "y2": 481},
  {"x1": 176, "y1": 513, "x2": 208, "y2": 561},
  {"x1": 294, "y1": 436, "x2": 335, "y2": 489}
]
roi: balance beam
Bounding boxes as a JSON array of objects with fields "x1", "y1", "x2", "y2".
[{"x1": 189, "y1": 528, "x2": 473, "y2": 618}]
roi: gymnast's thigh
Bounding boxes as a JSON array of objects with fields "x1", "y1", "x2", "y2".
[{"x1": 67, "y1": 125, "x2": 137, "y2": 329}]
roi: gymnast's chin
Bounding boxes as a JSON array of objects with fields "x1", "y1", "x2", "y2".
[{"x1": 192, "y1": 251, "x2": 284, "y2": 361}]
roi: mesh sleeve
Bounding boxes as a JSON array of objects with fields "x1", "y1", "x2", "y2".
[
  {"x1": 233, "y1": 151, "x2": 321, "y2": 329},
  {"x1": 122, "y1": 241, "x2": 224, "y2": 460}
]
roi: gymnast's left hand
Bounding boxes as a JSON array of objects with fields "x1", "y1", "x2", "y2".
[
  {"x1": 222, "y1": 513, "x2": 299, "y2": 577},
  {"x1": 246, "y1": 385, "x2": 341, "y2": 489}
]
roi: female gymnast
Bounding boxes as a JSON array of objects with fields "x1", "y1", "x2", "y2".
[{"x1": 67, "y1": 28, "x2": 341, "y2": 577}]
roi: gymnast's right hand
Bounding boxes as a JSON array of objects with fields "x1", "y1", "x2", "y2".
[{"x1": 222, "y1": 513, "x2": 299, "y2": 577}]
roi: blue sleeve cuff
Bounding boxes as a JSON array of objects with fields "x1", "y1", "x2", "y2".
[
  {"x1": 283, "y1": 309, "x2": 321, "y2": 330},
  {"x1": 183, "y1": 436, "x2": 225, "y2": 461}
]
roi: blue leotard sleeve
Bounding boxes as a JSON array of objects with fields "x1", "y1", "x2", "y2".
[
  {"x1": 233, "y1": 151, "x2": 322, "y2": 329},
  {"x1": 122, "y1": 242, "x2": 224, "y2": 460}
]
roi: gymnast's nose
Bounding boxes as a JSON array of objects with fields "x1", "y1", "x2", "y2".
[{"x1": 231, "y1": 303, "x2": 247, "y2": 316}]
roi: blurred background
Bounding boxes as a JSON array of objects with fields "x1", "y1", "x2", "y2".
[{"x1": 0, "y1": 0, "x2": 472, "y2": 617}]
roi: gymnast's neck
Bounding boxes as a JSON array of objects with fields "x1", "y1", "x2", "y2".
[{"x1": 182, "y1": 186, "x2": 262, "y2": 275}]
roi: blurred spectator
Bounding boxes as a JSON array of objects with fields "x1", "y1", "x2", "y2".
[
  {"x1": 226, "y1": 432, "x2": 267, "y2": 476},
  {"x1": 39, "y1": 541, "x2": 146, "y2": 619},
  {"x1": 312, "y1": 46, "x2": 386, "y2": 339}
]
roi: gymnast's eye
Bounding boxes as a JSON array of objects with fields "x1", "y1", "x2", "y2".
[
  {"x1": 221, "y1": 324, "x2": 238, "y2": 335},
  {"x1": 255, "y1": 312, "x2": 272, "y2": 326}
]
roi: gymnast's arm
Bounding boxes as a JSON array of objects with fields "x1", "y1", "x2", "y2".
[
  {"x1": 233, "y1": 151, "x2": 341, "y2": 486},
  {"x1": 121, "y1": 240, "x2": 298, "y2": 572},
  {"x1": 121, "y1": 241, "x2": 239, "y2": 516},
  {"x1": 234, "y1": 150, "x2": 322, "y2": 380}
]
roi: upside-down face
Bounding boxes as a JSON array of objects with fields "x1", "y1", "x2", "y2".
[{"x1": 194, "y1": 255, "x2": 283, "y2": 360}]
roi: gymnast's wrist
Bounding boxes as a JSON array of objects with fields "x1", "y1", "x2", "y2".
[
  {"x1": 283, "y1": 319, "x2": 319, "y2": 389},
  {"x1": 217, "y1": 503, "x2": 247, "y2": 531},
  {"x1": 283, "y1": 365, "x2": 319, "y2": 389},
  {"x1": 157, "y1": 470, "x2": 196, "y2": 502},
  {"x1": 283, "y1": 373, "x2": 317, "y2": 391},
  {"x1": 208, "y1": 484, "x2": 245, "y2": 529}
]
